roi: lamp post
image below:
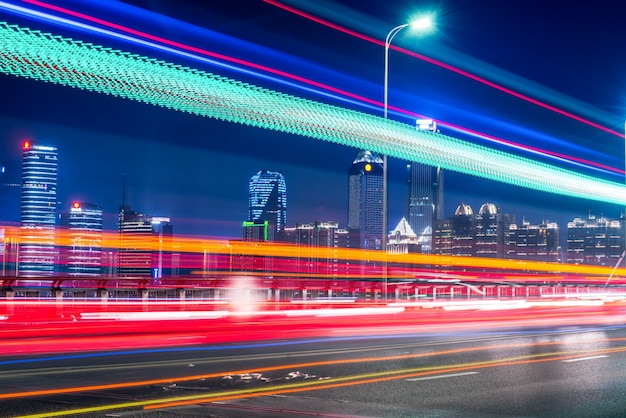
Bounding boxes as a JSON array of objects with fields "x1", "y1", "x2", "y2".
[{"x1": 382, "y1": 17, "x2": 432, "y2": 300}]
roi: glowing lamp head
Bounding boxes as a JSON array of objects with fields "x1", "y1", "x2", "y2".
[
  {"x1": 72, "y1": 202, "x2": 80, "y2": 209},
  {"x1": 23, "y1": 141, "x2": 30, "y2": 150},
  {"x1": 364, "y1": 163, "x2": 372, "y2": 172},
  {"x1": 409, "y1": 16, "x2": 433, "y2": 33}
]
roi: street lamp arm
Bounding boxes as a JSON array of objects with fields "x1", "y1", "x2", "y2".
[{"x1": 384, "y1": 23, "x2": 410, "y2": 119}]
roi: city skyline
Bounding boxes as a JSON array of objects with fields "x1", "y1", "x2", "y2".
[
  {"x1": 0, "y1": 137, "x2": 623, "y2": 242},
  {"x1": 0, "y1": 0, "x2": 624, "y2": 243}
]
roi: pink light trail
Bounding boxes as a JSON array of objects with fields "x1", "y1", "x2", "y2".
[{"x1": 19, "y1": 0, "x2": 625, "y2": 175}]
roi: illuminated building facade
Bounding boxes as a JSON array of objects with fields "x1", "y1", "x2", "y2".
[
  {"x1": 59, "y1": 202, "x2": 103, "y2": 276},
  {"x1": 449, "y1": 203, "x2": 475, "y2": 256},
  {"x1": 408, "y1": 119, "x2": 444, "y2": 253},
  {"x1": 248, "y1": 170, "x2": 287, "y2": 239},
  {"x1": 566, "y1": 213, "x2": 624, "y2": 265},
  {"x1": 18, "y1": 141, "x2": 58, "y2": 277},
  {"x1": 348, "y1": 150, "x2": 383, "y2": 250},
  {"x1": 117, "y1": 206, "x2": 173, "y2": 279},
  {"x1": 474, "y1": 203, "x2": 514, "y2": 258},
  {"x1": 281, "y1": 221, "x2": 351, "y2": 281},
  {"x1": 506, "y1": 219, "x2": 560, "y2": 262},
  {"x1": 387, "y1": 217, "x2": 420, "y2": 255}
]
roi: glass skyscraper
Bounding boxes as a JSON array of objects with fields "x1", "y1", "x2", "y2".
[
  {"x1": 59, "y1": 201, "x2": 103, "y2": 277},
  {"x1": 18, "y1": 141, "x2": 58, "y2": 277},
  {"x1": 248, "y1": 170, "x2": 287, "y2": 238},
  {"x1": 348, "y1": 150, "x2": 383, "y2": 250},
  {"x1": 406, "y1": 162, "x2": 443, "y2": 253}
]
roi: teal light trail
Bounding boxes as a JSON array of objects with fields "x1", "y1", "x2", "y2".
[{"x1": 0, "y1": 21, "x2": 624, "y2": 206}]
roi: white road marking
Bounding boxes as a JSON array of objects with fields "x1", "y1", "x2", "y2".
[
  {"x1": 562, "y1": 355, "x2": 609, "y2": 363},
  {"x1": 406, "y1": 372, "x2": 478, "y2": 381}
]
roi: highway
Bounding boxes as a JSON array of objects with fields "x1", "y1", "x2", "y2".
[{"x1": 0, "y1": 298, "x2": 625, "y2": 417}]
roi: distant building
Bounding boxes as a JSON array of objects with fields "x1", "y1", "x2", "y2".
[
  {"x1": 248, "y1": 170, "x2": 287, "y2": 239},
  {"x1": 117, "y1": 206, "x2": 173, "y2": 279},
  {"x1": 281, "y1": 221, "x2": 352, "y2": 280},
  {"x1": 474, "y1": 202, "x2": 514, "y2": 258},
  {"x1": 242, "y1": 220, "x2": 274, "y2": 242},
  {"x1": 407, "y1": 119, "x2": 444, "y2": 253},
  {"x1": 432, "y1": 218, "x2": 453, "y2": 256},
  {"x1": 450, "y1": 202, "x2": 475, "y2": 257},
  {"x1": 506, "y1": 219, "x2": 560, "y2": 262},
  {"x1": 347, "y1": 150, "x2": 383, "y2": 250},
  {"x1": 567, "y1": 213, "x2": 624, "y2": 266},
  {"x1": 18, "y1": 141, "x2": 58, "y2": 277},
  {"x1": 59, "y1": 201, "x2": 103, "y2": 277},
  {"x1": 387, "y1": 217, "x2": 420, "y2": 255}
]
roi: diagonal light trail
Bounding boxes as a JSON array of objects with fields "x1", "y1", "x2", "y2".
[
  {"x1": 265, "y1": 0, "x2": 623, "y2": 139},
  {"x1": 2, "y1": 0, "x2": 622, "y2": 177},
  {"x1": 0, "y1": 22, "x2": 624, "y2": 204}
]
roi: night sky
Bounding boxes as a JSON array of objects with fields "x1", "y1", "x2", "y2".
[{"x1": 0, "y1": 0, "x2": 625, "y2": 239}]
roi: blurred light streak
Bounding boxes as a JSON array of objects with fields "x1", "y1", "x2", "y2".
[
  {"x1": 1, "y1": 25, "x2": 623, "y2": 204},
  {"x1": 562, "y1": 355, "x2": 608, "y2": 362},
  {"x1": 0, "y1": 1, "x2": 620, "y2": 178},
  {"x1": 6, "y1": 337, "x2": 626, "y2": 408},
  {"x1": 265, "y1": 0, "x2": 623, "y2": 139},
  {"x1": 285, "y1": 306, "x2": 405, "y2": 317},
  {"x1": 79, "y1": 311, "x2": 230, "y2": 321},
  {"x1": 143, "y1": 345, "x2": 626, "y2": 412},
  {"x1": 1, "y1": 225, "x2": 625, "y2": 290}
]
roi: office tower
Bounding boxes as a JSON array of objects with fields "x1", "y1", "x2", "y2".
[
  {"x1": 567, "y1": 213, "x2": 623, "y2": 265},
  {"x1": 406, "y1": 163, "x2": 443, "y2": 252},
  {"x1": 281, "y1": 221, "x2": 349, "y2": 283},
  {"x1": 118, "y1": 205, "x2": 173, "y2": 278},
  {"x1": 248, "y1": 170, "x2": 287, "y2": 239},
  {"x1": 474, "y1": 202, "x2": 513, "y2": 258},
  {"x1": 506, "y1": 218, "x2": 560, "y2": 262},
  {"x1": 407, "y1": 119, "x2": 444, "y2": 253},
  {"x1": 432, "y1": 218, "x2": 453, "y2": 255},
  {"x1": 18, "y1": 141, "x2": 58, "y2": 277},
  {"x1": 59, "y1": 201, "x2": 103, "y2": 276},
  {"x1": 451, "y1": 202, "x2": 475, "y2": 256},
  {"x1": 347, "y1": 150, "x2": 383, "y2": 250}
]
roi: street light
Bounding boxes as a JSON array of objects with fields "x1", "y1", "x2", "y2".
[{"x1": 382, "y1": 17, "x2": 433, "y2": 300}]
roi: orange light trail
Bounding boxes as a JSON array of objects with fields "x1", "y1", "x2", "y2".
[{"x1": 4, "y1": 337, "x2": 626, "y2": 402}]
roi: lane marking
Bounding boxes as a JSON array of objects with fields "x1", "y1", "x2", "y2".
[
  {"x1": 406, "y1": 372, "x2": 478, "y2": 381},
  {"x1": 562, "y1": 355, "x2": 609, "y2": 363}
]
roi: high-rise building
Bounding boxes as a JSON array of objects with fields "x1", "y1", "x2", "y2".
[
  {"x1": 407, "y1": 119, "x2": 444, "y2": 253},
  {"x1": 18, "y1": 141, "x2": 58, "y2": 277},
  {"x1": 347, "y1": 150, "x2": 383, "y2": 250},
  {"x1": 281, "y1": 221, "x2": 351, "y2": 281},
  {"x1": 474, "y1": 202, "x2": 514, "y2": 258},
  {"x1": 117, "y1": 206, "x2": 173, "y2": 279},
  {"x1": 406, "y1": 163, "x2": 443, "y2": 252},
  {"x1": 450, "y1": 202, "x2": 475, "y2": 257},
  {"x1": 248, "y1": 170, "x2": 287, "y2": 239},
  {"x1": 59, "y1": 201, "x2": 103, "y2": 277},
  {"x1": 566, "y1": 213, "x2": 624, "y2": 265},
  {"x1": 506, "y1": 218, "x2": 560, "y2": 262}
]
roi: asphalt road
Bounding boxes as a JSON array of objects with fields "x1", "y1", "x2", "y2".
[{"x1": 1, "y1": 309, "x2": 626, "y2": 418}]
